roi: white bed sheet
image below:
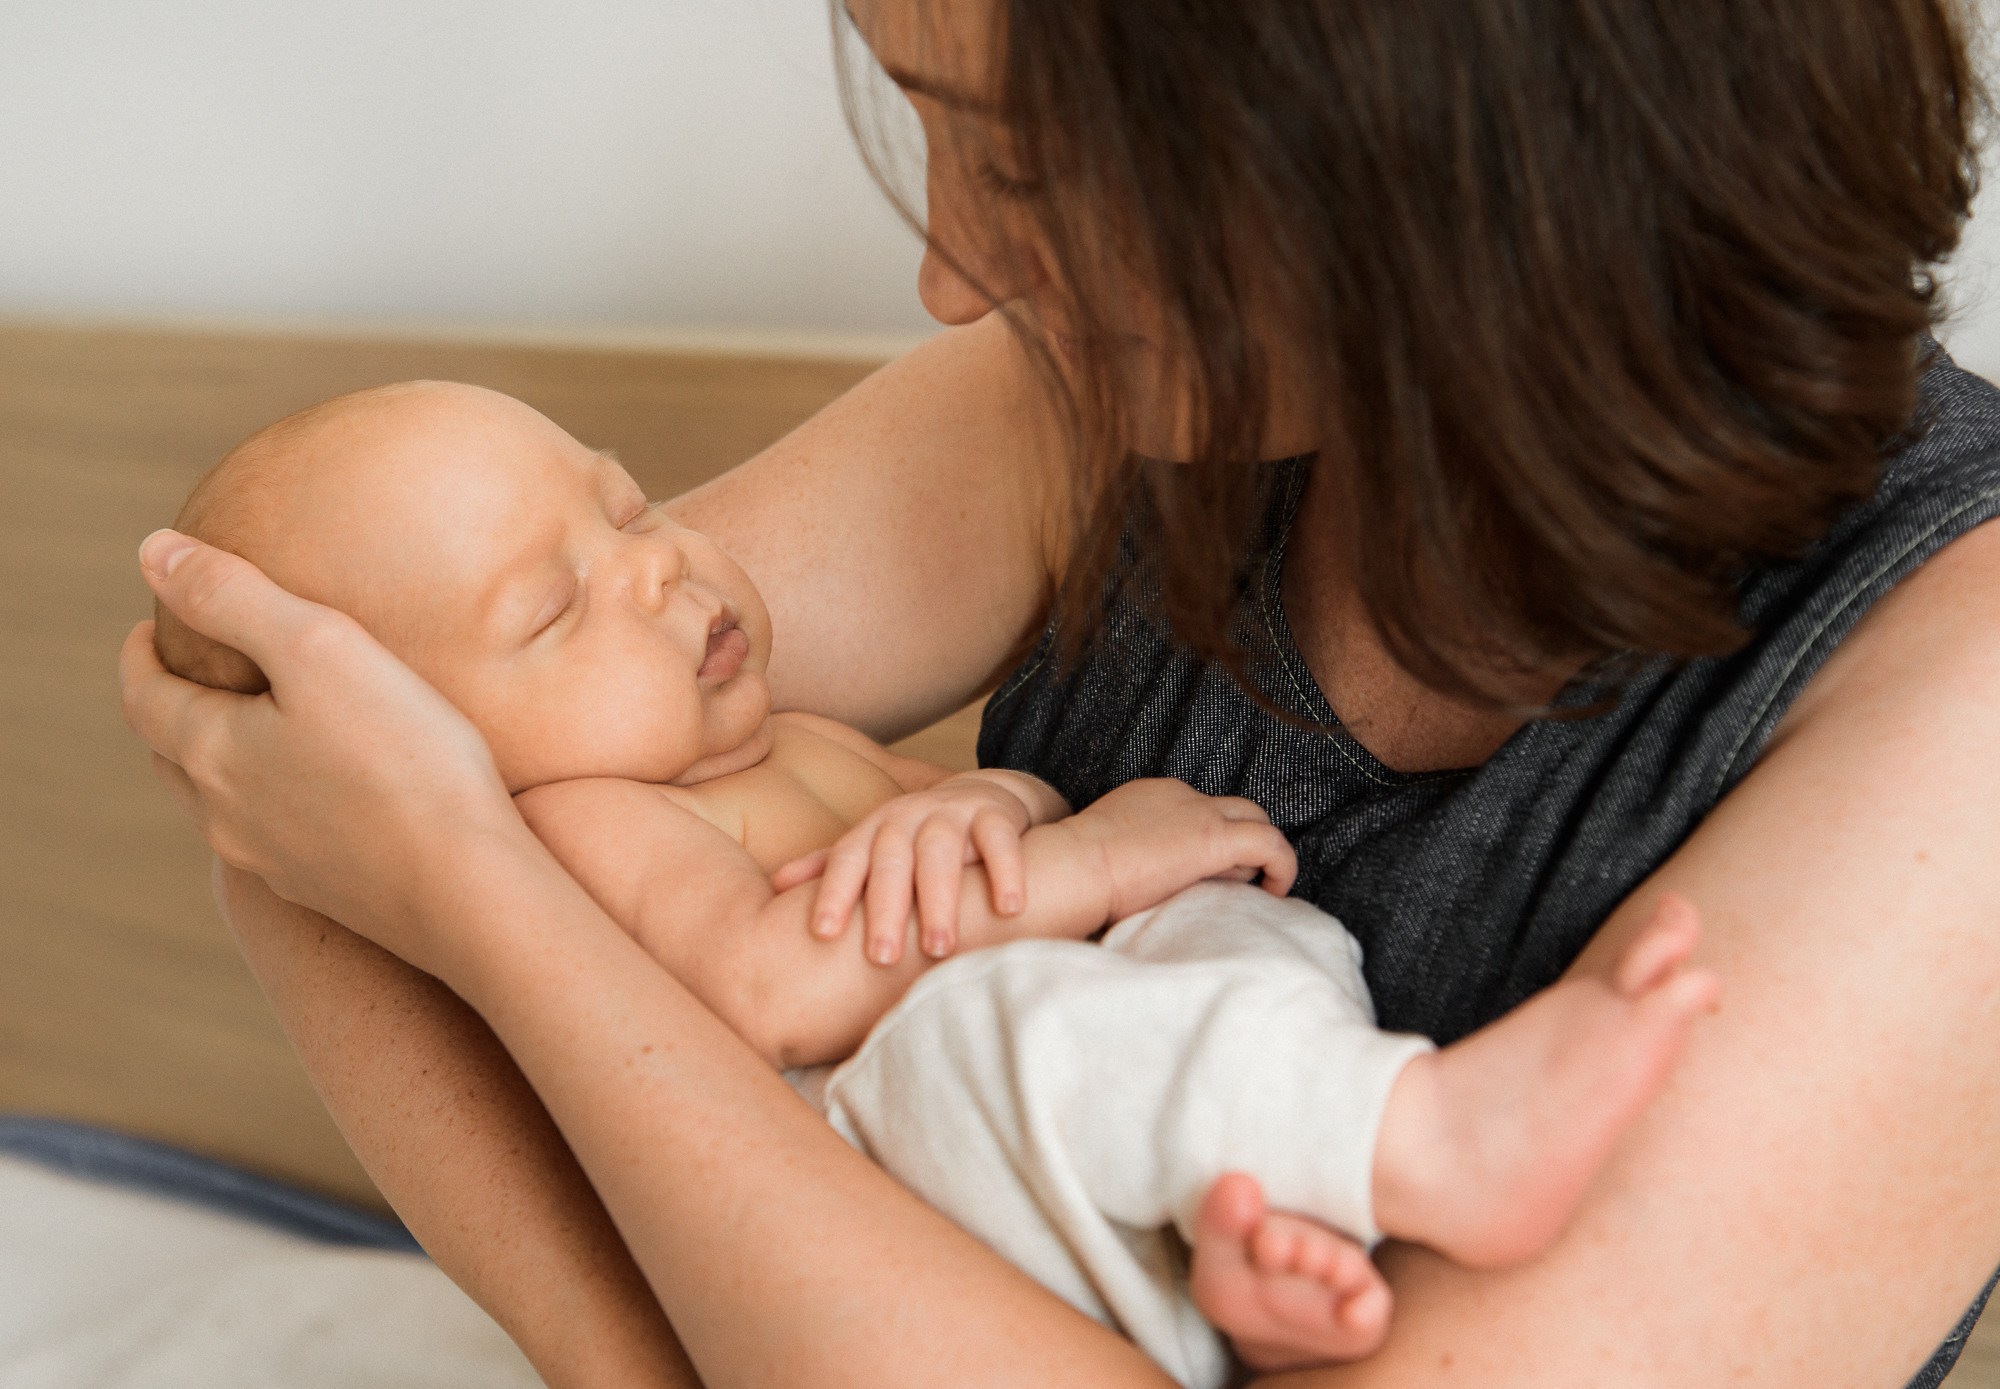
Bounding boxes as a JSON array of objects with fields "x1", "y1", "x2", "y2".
[{"x1": 0, "y1": 1154, "x2": 542, "y2": 1388}]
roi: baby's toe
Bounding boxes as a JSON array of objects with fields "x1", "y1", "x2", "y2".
[{"x1": 1251, "y1": 1219, "x2": 1305, "y2": 1274}]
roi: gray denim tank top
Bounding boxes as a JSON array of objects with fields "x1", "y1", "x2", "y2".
[{"x1": 977, "y1": 347, "x2": 2000, "y2": 1386}]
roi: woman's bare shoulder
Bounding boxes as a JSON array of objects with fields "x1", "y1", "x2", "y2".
[{"x1": 1769, "y1": 511, "x2": 2000, "y2": 749}]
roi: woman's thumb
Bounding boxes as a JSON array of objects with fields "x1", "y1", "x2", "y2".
[
  {"x1": 138, "y1": 529, "x2": 316, "y2": 678},
  {"x1": 139, "y1": 529, "x2": 199, "y2": 581}
]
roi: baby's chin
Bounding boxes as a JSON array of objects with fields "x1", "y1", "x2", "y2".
[
  {"x1": 669, "y1": 715, "x2": 777, "y2": 787},
  {"x1": 496, "y1": 716, "x2": 774, "y2": 794}
]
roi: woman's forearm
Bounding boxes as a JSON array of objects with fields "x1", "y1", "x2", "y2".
[
  {"x1": 446, "y1": 838, "x2": 1172, "y2": 1389},
  {"x1": 216, "y1": 865, "x2": 700, "y2": 1389}
]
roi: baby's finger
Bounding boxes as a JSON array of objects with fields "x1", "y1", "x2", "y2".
[
  {"x1": 810, "y1": 826, "x2": 881, "y2": 939},
  {"x1": 862, "y1": 836, "x2": 917, "y2": 966},
  {"x1": 771, "y1": 849, "x2": 831, "y2": 893},
  {"x1": 969, "y1": 809, "x2": 1026, "y2": 916},
  {"x1": 1214, "y1": 796, "x2": 1274, "y2": 825},
  {"x1": 913, "y1": 819, "x2": 965, "y2": 958},
  {"x1": 1234, "y1": 824, "x2": 1298, "y2": 895}
]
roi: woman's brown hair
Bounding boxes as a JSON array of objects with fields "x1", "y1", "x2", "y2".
[{"x1": 842, "y1": 0, "x2": 1988, "y2": 708}]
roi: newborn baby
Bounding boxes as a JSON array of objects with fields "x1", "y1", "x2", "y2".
[{"x1": 154, "y1": 382, "x2": 1717, "y2": 1385}]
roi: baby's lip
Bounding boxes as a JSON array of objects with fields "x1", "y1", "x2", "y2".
[{"x1": 698, "y1": 608, "x2": 749, "y2": 683}]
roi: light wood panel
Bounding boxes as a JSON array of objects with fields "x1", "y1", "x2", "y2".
[
  {"x1": 1962, "y1": 1322, "x2": 2000, "y2": 1388},
  {"x1": 0, "y1": 319, "x2": 982, "y2": 1211}
]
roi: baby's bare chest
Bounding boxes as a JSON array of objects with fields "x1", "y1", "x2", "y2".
[{"x1": 677, "y1": 725, "x2": 904, "y2": 873}]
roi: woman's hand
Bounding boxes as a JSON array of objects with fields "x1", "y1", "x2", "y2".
[
  {"x1": 773, "y1": 771, "x2": 1067, "y2": 965},
  {"x1": 118, "y1": 530, "x2": 524, "y2": 974}
]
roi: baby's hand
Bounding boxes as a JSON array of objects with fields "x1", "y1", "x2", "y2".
[
  {"x1": 1065, "y1": 779, "x2": 1297, "y2": 921},
  {"x1": 772, "y1": 771, "x2": 1069, "y2": 966}
]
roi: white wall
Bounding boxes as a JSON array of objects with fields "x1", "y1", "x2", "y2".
[
  {"x1": 1940, "y1": 0, "x2": 2000, "y2": 378},
  {"x1": 0, "y1": 0, "x2": 935, "y2": 351},
  {"x1": 0, "y1": 0, "x2": 1995, "y2": 371},
  {"x1": 1945, "y1": 173, "x2": 2000, "y2": 378}
]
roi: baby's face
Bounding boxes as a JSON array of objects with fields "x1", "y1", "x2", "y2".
[{"x1": 268, "y1": 384, "x2": 774, "y2": 792}]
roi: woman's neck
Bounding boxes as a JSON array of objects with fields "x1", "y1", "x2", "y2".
[{"x1": 1279, "y1": 464, "x2": 1565, "y2": 775}]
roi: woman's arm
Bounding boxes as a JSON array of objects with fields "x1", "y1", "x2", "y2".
[
  {"x1": 671, "y1": 312, "x2": 1067, "y2": 740},
  {"x1": 1263, "y1": 518, "x2": 2000, "y2": 1388},
  {"x1": 215, "y1": 866, "x2": 699, "y2": 1389},
  {"x1": 119, "y1": 514, "x2": 1165, "y2": 1389}
]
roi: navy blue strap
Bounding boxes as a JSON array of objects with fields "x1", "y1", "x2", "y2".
[{"x1": 0, "y1": 1113, "x2": 421, "y2": 1253}]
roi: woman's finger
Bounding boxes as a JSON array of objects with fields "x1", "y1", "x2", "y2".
[
  {"x1": 119, "y1": 618, "x2": 247, "y2": 766},
  {"x1": 913, "y1": 818, "x2": 965, "y2": 958},
  {"x1": 148, "y1": 750, "x2": 202, "y2": 823},
  {"x1": 137, "y1": 531, "x2": 335, "y2": 684},
  {"x1": 969, "y1": 810, "x2": 1026, "y2": 917}
]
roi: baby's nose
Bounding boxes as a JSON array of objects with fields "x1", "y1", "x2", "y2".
[{"x1": 635, "y1": 542, "x2": 689, "y2": 606}]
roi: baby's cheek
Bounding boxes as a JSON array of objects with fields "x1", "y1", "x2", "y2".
[
  {"x1": 444, "y1": 682, "x2": 616, "y2": 789},
  {"x1": 454, "y1": 656, "x2": 712, "y2": 787},
  {"x1": 703, "y1": 674, "x2": 771, "y2": 752},
  {"x1": 415, "y1": 671, "x2": 544, "y2": 790},
  {"x1": 476, "y1": 707, "x2": 575, "y2": 792},
  {"x1": 584, "y1": 688, "x2": 708, "y2": 781}
]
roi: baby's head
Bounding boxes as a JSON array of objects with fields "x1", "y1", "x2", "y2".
[{"x1": 155, "y1": 382, "x2": 775, "y2": 791}]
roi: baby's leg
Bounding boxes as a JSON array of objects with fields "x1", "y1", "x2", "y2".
[
  {"x1": 821, "y1": 883, "x2": 1434, "y2": 1389},
  {"x1": 1367, "y1": 891, "x2": 1718, "y2": 1267},
  {"x1": 1187, "y1": 1174, "x2": 1392, "y2": 1370},
  {"x1": 1185, "y1": 892, "x2": 1718, "y2": 1371}
]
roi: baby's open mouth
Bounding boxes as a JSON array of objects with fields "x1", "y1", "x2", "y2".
[{"x1": 699, "y1": 615, "x2": 749, "y2": 682}]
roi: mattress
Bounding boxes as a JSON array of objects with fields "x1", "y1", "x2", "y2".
[{"x1": 0, "y1": 1116, "x2": 541, "y2": 1388}]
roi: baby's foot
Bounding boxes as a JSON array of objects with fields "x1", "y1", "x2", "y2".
[
  {"x1": 1188, "y1": 1172, "x2": 1392, "y2": 1371},
  {"x1": 1372, "y1": 892, "x2": 1720, "y2": 1269}
]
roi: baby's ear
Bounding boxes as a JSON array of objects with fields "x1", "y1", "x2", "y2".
[{"x1": 152, "y1": 599, "x2": 270, "y2": 695}]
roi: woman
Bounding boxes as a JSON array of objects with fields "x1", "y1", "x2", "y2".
[{"x1": 120, "y1": 0, "x2": 2000, "y2": 1385}]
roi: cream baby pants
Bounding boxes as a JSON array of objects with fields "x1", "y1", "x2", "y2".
[{"x1": 812, "y1": 881, "x2": 1434, "y2": 1389}]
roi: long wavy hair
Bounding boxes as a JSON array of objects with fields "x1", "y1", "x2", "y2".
[{"x1": 841, "y1": 0, "x2": 1988, "y2": 709}]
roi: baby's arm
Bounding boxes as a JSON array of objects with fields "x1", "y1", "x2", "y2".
[
  {"x1": 773, "y1": 713, "x2": 1073, "y2": 961},
  {"x1": 514, "y1": 777, "x2": 1121, "y2": 1070},
  {"x1": 796, "y1": 772, "x2": 1303, "y2": 968}
]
